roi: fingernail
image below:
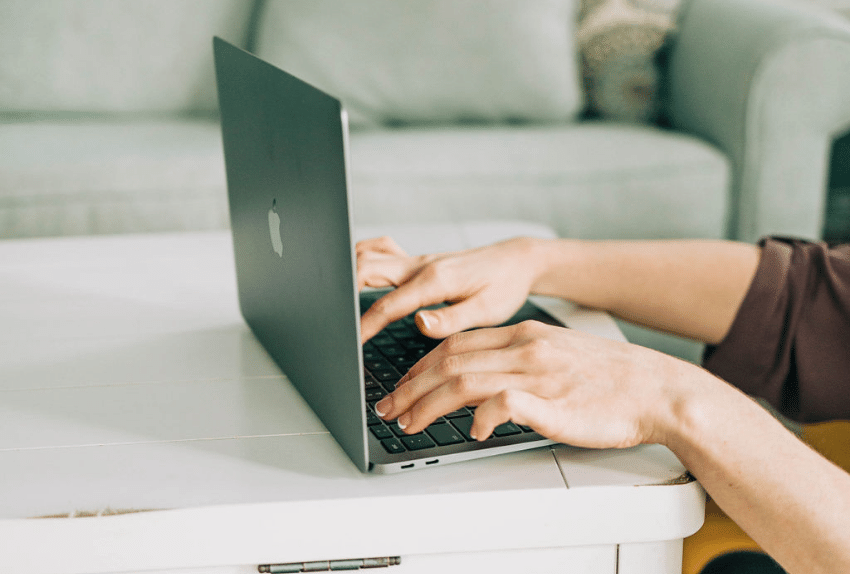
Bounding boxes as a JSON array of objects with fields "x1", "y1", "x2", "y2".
[
  {"x1": 397, "y1": 413, "x2": 411, "y2": 430},
  {"x1": 470, "y1": 428, "x2": 478, "y2": 440},
  {"x1": 415, "y1": 311, "x2": 432, "y2": 332},
  {"x1": 374, "y1": 397, "x2": 391, "y2": 417}
]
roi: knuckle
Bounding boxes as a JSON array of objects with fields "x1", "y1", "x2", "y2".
[
  {"x1": 419, "y1": 264, "x2": 441, "y2": 285},
  {"x1": 513, "y1": 320, "x2": 538, "y2": 338},
  {"x1": 414, "y1": 254, "x2": 432, "y2": 267},
  {"x1": 450, "y1": 372, "x2": 479, "y2": 396},
  {"x1": 376, "y1": 235, "x2": 395, "y2": 249},
  {"x1": 420, "y1": 259, "x2": 451, "y2": 288},
  {"x1": 522, "y1": 337, "x2": 552, "y2": 362},
  {"x1": 496, "y1": 389, "x2": 521, "y2": 415},
  {"x1": 441, "y1": 332, "x2": 467, "y2": 354},
  {"x1": 390, "y1": 380, "x2": 414, "y2": 408},
  {"x1": 369, "y1": 297, "x2": 392, "y2": 318},
  {"x1": 437, "y1": 354, "x2": 464, "y2": 377}
]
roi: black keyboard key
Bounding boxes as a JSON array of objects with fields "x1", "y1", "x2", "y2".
[
  {"x1": 518, "y1": 424, "x2": 534, "y2": 433},
  {"x1": 426, "y1": 423, "x2": 465, "y2": 446},
  {"x1": 366, "y1": 410, "x2": 382, "y2": 426},
  {"x1": 400, "y1": 338, "x2": 427, "y2": 350},
  {"x1": 371, "y1": 425, "x2": 394, "y2": 440},
  {"x1": 371, "y1": 334, "x2": 395, "y2": 347},
  {"x1": 408, "y1": 348, "x2": 428, "y2": 359},
  {"x1": 365, "y1": 358, "x2": 394, "y2": 372},
  {"x1": 387, "y1": 353, "x2": 416, "y2": 368},
  {"x1": 493, "y1": 421, "x2": 522, "y2": 437},
  {"x1": 365, "y1": 388, "x2": 386, "y2": 402},
  {"x1": 374, "y1": 380, "x2": 395, "y2": 394},
  {"x1": 386, "y1": 323, "x2": 412, "y2": 336},
  {"x1": 388, "y1": 421, "x2": 407, "y2": 437},
  {"x1": 371, "y1": 369, "x2": 400, "y2": 383},
  {"x1": 400, "y1": 434, "x2": 436, "y2": 451},
  {"x1": 381, "y1": 438, "x2": 406, "y2": 454},
  {"x1": 377, "y1": 344, "x2": 405, "y2": 357},
  {"x1": 394, "y1": 360, "x2": 417, "y2": 373},
  {"x1": 450, "y1": 416, "x2": 476, "y2": 441},
  {"x1": 445, "y1": 407, "x2": 471, "y2": 419}
]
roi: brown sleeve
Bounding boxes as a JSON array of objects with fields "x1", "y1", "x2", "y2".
[{"x1": 702, "y1": 237, "x2": 850, "y2": 422}]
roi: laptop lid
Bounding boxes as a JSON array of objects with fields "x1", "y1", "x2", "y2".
[
  {"x1": 214, "y1": 37, "x2": 559, "y2": 474},
  {"x1": 213, "y1": 37, "x2": 369, "y2": 471}
]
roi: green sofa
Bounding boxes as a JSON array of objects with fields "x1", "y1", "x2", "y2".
[{"x1": 1, "y1": 0, "x2": 848, "y2": 244}]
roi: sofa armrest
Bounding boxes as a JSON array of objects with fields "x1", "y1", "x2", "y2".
[{"x1": 667, "y1": 0, "x2": 850, "y2": 242}]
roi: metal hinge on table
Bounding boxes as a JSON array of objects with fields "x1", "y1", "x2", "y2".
[{"x1": 258, "y1": 556, "x2": 401, "y2": 573}]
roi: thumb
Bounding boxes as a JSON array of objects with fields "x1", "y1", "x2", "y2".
[{"x1": 415, "y1": 297, "x2": 497, "y2": 339}]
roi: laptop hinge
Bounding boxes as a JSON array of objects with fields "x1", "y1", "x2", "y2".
[{"x1": 258, "y1": 556, "x2": 401, "y2": 573}]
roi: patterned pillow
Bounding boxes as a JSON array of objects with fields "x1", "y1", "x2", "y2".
[{"x1": 578, "y1": 0, "x2": 681, "y2": 123}]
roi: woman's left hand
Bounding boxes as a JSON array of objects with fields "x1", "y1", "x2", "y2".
[{"x1": 374, "y1": 320, "x2": 695, "y2": 450}]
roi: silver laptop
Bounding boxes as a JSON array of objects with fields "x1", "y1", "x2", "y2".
[{"x1": 213, "y1": 37, "x2": 558, "y2": 473}]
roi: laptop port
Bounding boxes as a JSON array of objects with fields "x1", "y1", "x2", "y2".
[{"x1": 426, "y1": 459, "x2": 439, "y2": 465}]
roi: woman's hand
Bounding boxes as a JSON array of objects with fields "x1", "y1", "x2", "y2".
[
  {"x1": 357, "y1": 236, "x2": 545, "y2": 343},
  {"x1": 373, "y1": 320, "x2": 697, "y2": 450}
]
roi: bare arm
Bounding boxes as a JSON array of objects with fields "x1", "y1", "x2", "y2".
[
  {"x1": 530, "y1": 238, "x2": 761, "y2": 344},
  {"x1": 666, "y1": 365, "x2": 850, "y2": 574},
  {"x1": 358, "y1": 236, "x2": 760, "y2": 345}
]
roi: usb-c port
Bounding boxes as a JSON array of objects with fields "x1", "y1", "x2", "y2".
[
  {"x1": 426, "y1": 459, "x2": 439, "y2": 465},
  {"x1": 401, "y1": 463, "x2": 414, "y2": 469}
]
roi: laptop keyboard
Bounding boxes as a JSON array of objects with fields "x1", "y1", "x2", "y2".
[{"x1": 362, "y1": 313, "x2": 535, "y2": 454}]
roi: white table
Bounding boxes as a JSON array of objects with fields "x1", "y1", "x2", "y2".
[{"x1": 0, "y1": 222, "x2": 704, "y2": 574}]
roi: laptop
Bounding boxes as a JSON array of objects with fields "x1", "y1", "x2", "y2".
[{"x1": 213, "y1": 37, "x2": 559, "y2": 473}]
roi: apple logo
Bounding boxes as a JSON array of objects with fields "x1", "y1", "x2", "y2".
[{"x1": 268, "y1": 198, "x2": 283, "y2": 257}]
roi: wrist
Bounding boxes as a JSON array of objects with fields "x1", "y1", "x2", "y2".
[
  {"x1": 528, "y1": 238, "x2": 588, "y2": 298},
  {"x1": 652, "y1": 362, "x2": 753, "y2": 457},
  {"x1": 643, "y1": 357, "x2": 707, "y2": 450}
]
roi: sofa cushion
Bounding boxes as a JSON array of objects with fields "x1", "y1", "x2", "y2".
[
  {"x1": 0, "y1": 119, "x2": 228, "y2": 237},
  {"x1": 578, "y1": 0, "x2": 681, "y2": 122},
  {"x1": 256, "y1": 0, "x2": 584, "y2": 125},
  {"x1": 0, "y1": 0, "x2": 252, "y2": 113},
  {"x1": 348, "y1": 122, "x2": 729, "y2": 240}
]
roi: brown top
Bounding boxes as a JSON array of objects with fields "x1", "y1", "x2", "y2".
[{"x1": 703, "y1": 237, "x2": 850, "y2": 423}]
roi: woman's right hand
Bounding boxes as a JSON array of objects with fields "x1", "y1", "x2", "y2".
[{"x1": 356, "y1": 235, "x2": 546, "y2": 343}]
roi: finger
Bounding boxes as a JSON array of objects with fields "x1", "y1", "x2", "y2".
[
  {"x1": 397, "y1": 372, "x2": 531, "y2": 435},
  {"x1": 357, "y1": 255, "x2": 419, "y2": 291},
  {"x1": 355, "y1": 236, "x2": 407, "y2": 257},
  {"x1": 359, "y1": 268, "x2": 451, "y2": 342},
  {"x1": 393, "y1": 325, "x2": 521, "y2": 389},
  {"x1": 414, "y1": 295, "x2": 520, "y2": 339},
  {"x1": 469, "y1": 389, "x2": 551, "y2": 441}
]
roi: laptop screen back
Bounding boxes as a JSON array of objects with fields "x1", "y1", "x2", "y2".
[{"x1": 213, "y1": 37, "x2": 368, "y2": 471}]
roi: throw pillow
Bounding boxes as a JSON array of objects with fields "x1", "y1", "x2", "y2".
[
  {"x1": 0, "y1": 0, "x2": 252, "y2": 113},
  {"x1": 578, "y1": 0, "x2": 681, "y2": 122},
  {"x1": 256, "y1": 0, "x2": 584, "y2": 126}
]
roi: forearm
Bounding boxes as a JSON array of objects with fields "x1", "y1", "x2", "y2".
[
  {"x1": 529, "y1": 238, "x2": 760, "y2": 344},
  {"x1": 663, "y1": 370, "x2": 850, "y2": 574}
]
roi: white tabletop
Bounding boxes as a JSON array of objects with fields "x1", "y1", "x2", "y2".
[{"x1": 0, "y1": 223, "x2": 704, "y2": 574}]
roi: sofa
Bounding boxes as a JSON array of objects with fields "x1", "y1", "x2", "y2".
[{"x1": 2, "y1": 0, "x2": 850, "y2": 245}]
